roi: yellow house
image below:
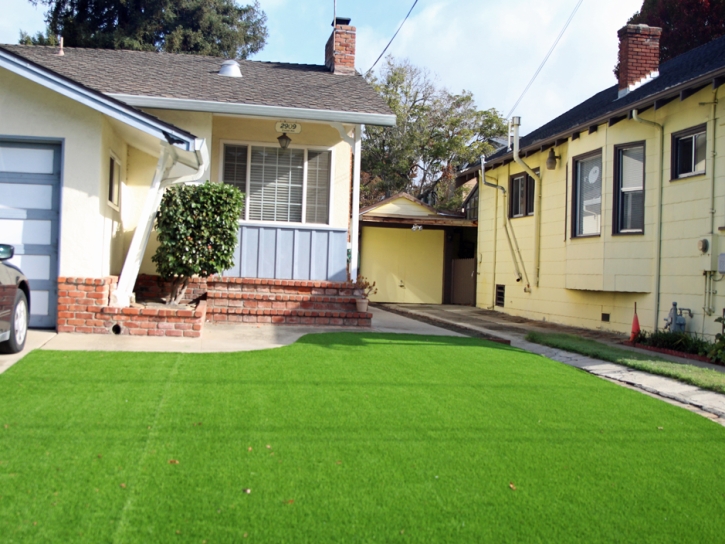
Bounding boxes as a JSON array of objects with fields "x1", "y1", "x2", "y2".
[
  {"x1": 360, "y1": 193, "x2": 477, "y2": 304},
  {"x1": 472, "y1": 24, "x2": 725, "y2": 338},
  {"x1": 0, "y1": 17, "x2": 395, "y2": 331}
]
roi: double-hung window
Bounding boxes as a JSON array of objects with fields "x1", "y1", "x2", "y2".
[
  {"x1": 222, "y1": 144, "x2": 331, "y2": 224},
  {"x1": 573, "y1": 150, "x2": 602, "y2": 237},
  {"x1": 509, "y1": 173, "x2": 535, "y2": 218},
  {"x1": 614, "y1": 143, "x2": 645, "y2": 234},
  {"x1": 672, "y1": 125, "x2": 706, "y2": 179}
]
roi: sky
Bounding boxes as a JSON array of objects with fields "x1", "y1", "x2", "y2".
[{"x1": 0, "y1": 0, "x2": 643, "y2": 134}]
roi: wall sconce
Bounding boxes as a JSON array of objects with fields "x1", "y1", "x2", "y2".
[
  {"x1": 277, "y1": 133, "x2": 292, "y2": 150},
  {"x1": 546, "y1": 148, "x2": 560, "y2": 170},
  {"x1": 412, "y1": 224, "x2": 423, "y2": 231}
]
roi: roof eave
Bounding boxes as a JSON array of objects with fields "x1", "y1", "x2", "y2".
[
  {"x1": 485, "y1": 67, "x2": 725, "y2": 170},
  {"x1": 109, "y1": 94, "x2": 398, "y2": 127},
  {"x1": 0, "y1": 47, "x2": 201, "y2": 155}
]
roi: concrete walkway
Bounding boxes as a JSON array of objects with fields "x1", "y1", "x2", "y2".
[
  {"x1": 0, "y1": 307, "x2": 461, "y2": 374},
  {"x1": 382, "y1": 303, "x2": 725, "y2": 426}
]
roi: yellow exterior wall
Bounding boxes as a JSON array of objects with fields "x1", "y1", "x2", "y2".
[
  {"x1": 371, "y1": 197, "x2": 436, "y2": 217},
  {"x1": 478, "y1": 85, "x2": 725, "y2": 338},
  {"x1": 361, "y1": 226, "x2": 444, "y2": 304}
]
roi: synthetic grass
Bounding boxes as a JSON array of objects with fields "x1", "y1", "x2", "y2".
[
  {"x1": 0, "y1": 333, "x2": 724, "y2": 543},
  {"x1": 526, "y1": 330, "x2": 725, "y2": 394}
]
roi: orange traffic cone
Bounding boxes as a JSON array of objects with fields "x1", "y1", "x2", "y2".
[{"x1": 630, "y1": 302, "x2": 641, "y2": 342}]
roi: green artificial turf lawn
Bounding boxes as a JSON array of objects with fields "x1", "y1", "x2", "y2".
[
  {"x1": 1, "y1": 333, "x2": 725, "y2": 543},
  {"x1": 526, "y1": 331, "x2": 725, "y2": 394}
]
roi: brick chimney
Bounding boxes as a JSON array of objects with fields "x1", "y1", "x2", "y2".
[
  {"x1": 325, "y1": 17, "x2": 356, "y2": 75},
  {"x1": 617, "y1": 24, "x2": 662, "y2": 98}
]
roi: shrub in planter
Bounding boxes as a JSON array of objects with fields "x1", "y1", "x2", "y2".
[
  {"x1": 708, "y1": 317, "x2": 725, "y2": 365},
  {"x1": 635, "y1": 329, "x2": 711, "y2": 357},
  {"x1": 152, "y1": 181, "x2": 244, "y2": 305}
]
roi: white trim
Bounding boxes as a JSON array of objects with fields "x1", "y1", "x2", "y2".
[
  {"x1": 0, "y1": 49, "x2": 201, "y2": 154},
  {"x1": 350, "y1": 125, "x2": 362, "y2": 280},
  {"x1": 236, "y1": 220, "x2": 346, "y2": 232},
  {"x1": 219, "y1": 139, "x2": 336, "y2": 227},
  {"x1": 109, "y1": 94, "x2": 397, "y2": 127}
]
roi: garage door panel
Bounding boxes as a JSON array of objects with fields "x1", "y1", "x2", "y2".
[
  {"x1": 361, "y1": 227, "x2": 404, "y2": 303},
  {"x1": 0, "y1": 141, "x2": 60, "y2": 329},
  {"x1": 403, "y1": 230, "x2": 444, "y2": 304}
]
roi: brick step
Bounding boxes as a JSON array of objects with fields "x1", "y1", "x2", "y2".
[
  {"x1": 207, "y1": 278, "x2": 361, "y2": 298},
  {"x1": 207, "y1": 292, "x2": 360, "y2": 312},
  {"x1": 207, "y1": 307, "x2": 372, "y2": 326}
]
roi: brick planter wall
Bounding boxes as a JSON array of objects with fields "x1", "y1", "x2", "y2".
[{"x1": 57, "y1": 276, "x2": 205, "y2": 337}]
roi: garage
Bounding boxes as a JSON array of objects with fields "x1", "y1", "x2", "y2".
[
  {"x1": 359, "y1": 193, "x2": 478, "y2": 305},
  {"x1": 0, "y1": 141, "x2": 61, "y2": 328}
]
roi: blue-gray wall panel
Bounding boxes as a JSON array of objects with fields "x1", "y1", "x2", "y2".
[{"x1": 228, "y1": 225, "x2": 347, "y2": 282}]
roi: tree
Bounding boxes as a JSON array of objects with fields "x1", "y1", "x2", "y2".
[
  {"x1": 362, "y1": 57, "x2": 507, "y2": 211},
  {"x1": 21, "y1": 0, "x2": 267, "y2": 59},
  {"x1": 152, "y1": 181, "x2": 244, "y2": 305},
  {"x1": 627, "y1": 0, "x2": 725, "y2": 63}
]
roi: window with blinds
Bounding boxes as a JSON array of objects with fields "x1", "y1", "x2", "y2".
[
  {"x1": 222, "y1": 144, "x2": 331, "y2": 224},
  {"x1": 615, "y1": 144, "x2": 645, "y2": 234},
  {"x1": 573, "y1": 151, "x2": 602, "y2": 237}
]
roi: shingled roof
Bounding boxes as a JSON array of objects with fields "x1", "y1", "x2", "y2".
[
  {"x1": 0, "y1": 44, "x2": 394, "y2": 121},
  {"x1": 484, "y1": 34, "x2": 725, "y2": 168}
]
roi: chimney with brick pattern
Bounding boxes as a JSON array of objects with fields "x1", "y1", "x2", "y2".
[
  {"x1": 325, "y1": 17, "x2": 356, "y2": 75},
  {"x1": 617, "y1": 24, "x2": 662, "y2": 98}
]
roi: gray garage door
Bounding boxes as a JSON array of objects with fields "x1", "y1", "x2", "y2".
[{"x1": 0, "y1": 141, "x2": 61, "y2": 329}]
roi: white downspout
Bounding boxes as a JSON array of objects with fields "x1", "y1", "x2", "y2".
[
  {"x1": 632, "y1": 109, "x2": 664, "y2": 331},
  {"x1": 511, "y1": 116, "x2": 542, "y2": 288},
  {"x1": 112, "y1": 140, "x2": 209, "y2": 307},
  {"x1": 350, "y1": 124, "x2": 362, "y2": 280}
]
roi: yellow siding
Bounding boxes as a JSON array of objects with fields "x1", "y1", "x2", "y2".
[
  {"x1": 478, "y1": 85, "x2": 724, "y2": 338},
  {"x1": 370, "y1": 197, "x2": 436, "y2": 217},
  {"x1": 361, "y1": 226, "x2": 444, "y2": 304}
]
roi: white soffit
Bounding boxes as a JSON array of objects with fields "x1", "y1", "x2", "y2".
[
  {"x1": 108, "y1": 94, "x2": 398, "y2": 127},
  {"x1": 0, "y1": 49, "x2": 200, "y2": 152}
]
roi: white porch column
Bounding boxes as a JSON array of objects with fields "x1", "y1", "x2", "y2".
[{"x1": 350, "y1": 124, "x2": 362, "y2": 280}]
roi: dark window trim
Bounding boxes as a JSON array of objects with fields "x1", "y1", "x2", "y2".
[
  {"x1": 570, "y1": 148, "x2": 603, "y2": 239},
  {"x1": 612, "y1": 141, "x2": 646, "y2": 236},
  {"x1": 670, "y1": 123, "x2": 707, "y2": 181},
  {"x1": 108, "y1": 155, "x2": 120, "y2": 209},
  {"x1": 508, "y1": 171, "x2": 536, "y2": 219}
]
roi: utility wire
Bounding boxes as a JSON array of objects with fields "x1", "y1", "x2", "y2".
[
  {"x1": 505, "y1": 0, "x2": 585, "y2": 119},
  {"x1": 366, "y1": 0, "x2": 420, "y2": 75}
]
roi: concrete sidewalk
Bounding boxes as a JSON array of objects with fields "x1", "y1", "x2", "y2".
[
  {"x1": 0, "y1": 307, "x2": 461, "y2": 373},
  {"x1": 382, "y1": 303, "x2": 725, "y2": 426}
]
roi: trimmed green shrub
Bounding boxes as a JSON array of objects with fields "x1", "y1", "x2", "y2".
[
  {"x1": 635, "y1": 329, "x2": 711, "y2": 357},
  {"x1": 152, "y1": 181, "x2": 243, "y2": 304}
]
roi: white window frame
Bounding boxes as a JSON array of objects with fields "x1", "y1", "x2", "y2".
[
  {"x1": 219, "y1": 139, "x2": 336, "y2": 227},
  {"x1": 108, "y1": 151, "x2": 121, "y2": 211}
]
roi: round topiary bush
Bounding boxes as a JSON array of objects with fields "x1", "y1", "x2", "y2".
[{"x1": 152, "y1": 181, "x2": 244, "y2": 304}]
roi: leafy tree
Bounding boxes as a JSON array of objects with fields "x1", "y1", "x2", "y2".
[
  {"x1": 362, "y1": 57, "x2": 507, "y2": 210},
  {"x1": 627, "y1": 0, "x2": 725, "y2": 63},
  {"x1": 21, "y1": 0, "x2": 267, "y2": 59},
  {"x1": 152, "y1": 181, "x2": 244, "y2": 305}
]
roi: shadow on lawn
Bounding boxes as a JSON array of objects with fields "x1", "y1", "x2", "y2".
[{"x1": 294, "y1": 331, "x2": 523, "y2": 353}]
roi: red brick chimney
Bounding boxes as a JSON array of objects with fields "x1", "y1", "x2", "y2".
[
  {"x1": 617, "y1": 24, "x2": 662, "y2": 98},
  {"x1": 325, "y1": 17, "x2": 356, "y2": 75}
]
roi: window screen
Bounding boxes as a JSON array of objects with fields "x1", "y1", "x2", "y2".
[
  {"x1": 675, "y1": 129, "x2": 706, "y2": 178},
  {"x1": 248, "y1": 146, "x2": 304, "y2": 222},
  {"x1": 575, "y1": 153, "x2": 602, "y2": 236},
  {"x1": 616, "y1": 145, "x2": 644, "y2": 233},
  {"x1": 223, "y1": 144, "x2": 248, "y2": 191},
  {"x1": 305, "y1": 150, "x2": 331, "y2": 224}
]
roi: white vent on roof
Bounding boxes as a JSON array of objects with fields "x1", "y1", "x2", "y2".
[{"x1": 219, "y1": 60, "x2": 242, "y2": 78}]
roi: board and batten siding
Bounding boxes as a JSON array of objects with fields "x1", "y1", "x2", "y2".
[{"x1": 224, "y1": 224, "x2": 348, "y2": 282}]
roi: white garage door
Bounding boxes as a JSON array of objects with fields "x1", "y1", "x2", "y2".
[{"x1": 0, "y1": 141, "x2": 61, "y2": 329}]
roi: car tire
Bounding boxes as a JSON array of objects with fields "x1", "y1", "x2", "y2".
[{"x1": 1, "y1": 290, "x2": 28, "y2": 354}]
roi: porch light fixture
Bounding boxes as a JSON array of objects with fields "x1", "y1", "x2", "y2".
[
  {"x1": 546, "y1": 148, "x2": 561, "y2": 170},
  {"x1": 412, "y1": 224, "x2": 423, "y2": 231},
  {"x1": 277, "y1": 133, "x2": 292, "y2": 150}
]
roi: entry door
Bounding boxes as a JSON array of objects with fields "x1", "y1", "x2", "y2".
[
  {"x1": 0, "y1": 141, "x2": 61, "y2": 328},
  {"x1": 360, "y1": 226, "x2": 444, "y2": 304}
]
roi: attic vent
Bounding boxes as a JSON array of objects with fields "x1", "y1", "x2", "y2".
[{"x1": 219, "y1": 60, "x2": 242, "y2": 78}]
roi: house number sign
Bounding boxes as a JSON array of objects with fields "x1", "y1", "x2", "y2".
[{"x1": 275, "y1": 121, "x2": 302, "y2": 134}]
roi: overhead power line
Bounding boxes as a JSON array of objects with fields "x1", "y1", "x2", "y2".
[
  {"x1": 506, "y1": 0, "x2": 585, "y2": 120},
  {"x1": 366, "y1": 0, "x2": 420, "y2": 75}
]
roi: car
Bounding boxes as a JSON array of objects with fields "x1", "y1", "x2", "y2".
[{"x1": 0, "y1": 244, "x2": 30, "y2": 354}]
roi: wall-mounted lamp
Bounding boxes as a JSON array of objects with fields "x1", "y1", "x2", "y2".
[
  {"x1": 546, "y1": 148, "x2": 561, "y2": 170},
  {"x1": 412, "y1": 224, "x2": 423, "y2": 231},
  {"x1": 277, "y1": 133, "x2": 292, "y2": 150}
]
